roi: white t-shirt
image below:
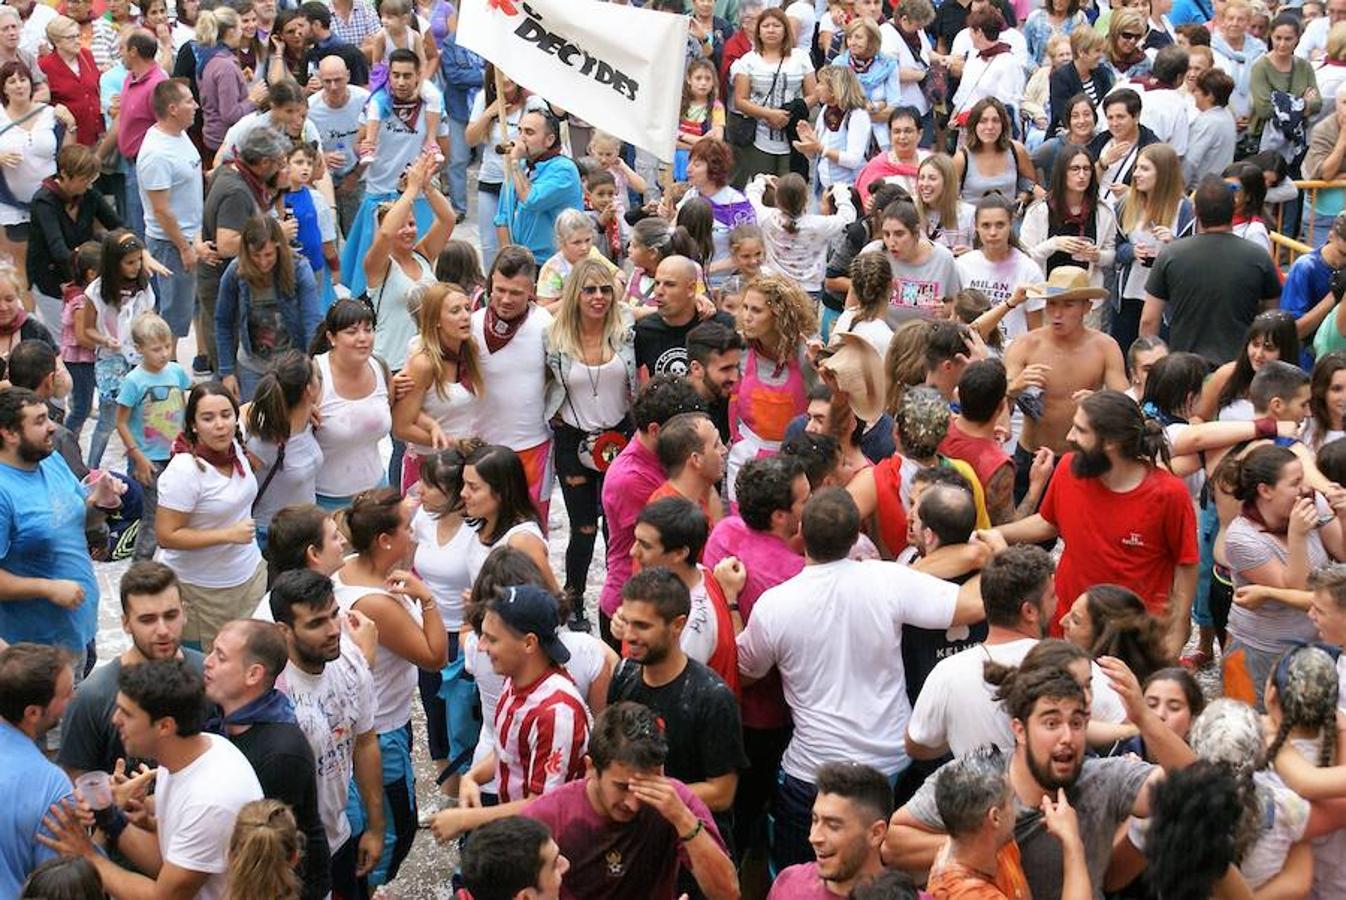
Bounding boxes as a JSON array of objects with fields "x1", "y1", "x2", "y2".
[
  {"x1": 681, "y1": 569, "x2": 718, "y2": 666},
  {"x1": 276, "y1": 639, "x2": 375, "y2": 850},
  {"x1": 737, "y1": 559, "x2": 960, "y2": 779},
  {"x1": 154, "y1": 445, "x2": 263, "y2": 588},
  {"x1": 245, "y1": 425, "x2": 324, "y2": 530},
  {"x1": 906, "y1": 637, "x2": 1131, "y2": 757},
  {"x1": 832, "y1": 310, "x2": 894, "y2": 356},
  {"x1": 155, "y1": 733, "x2": 263, "y2": 900},
  {"x1": 137, "y1": 125, "x2": 204, "y2": 242},
  {"x1": 955, "y1": 249, "x2": 1044, "y2": 342},
  {"x1": 411, "y1": 507, "x2": 474, "y2": 629},
  {"x1": 730, "y1": 49, "x2": 815, "y2": 155},
  {"x1": 785, "y1": 1, "x2": 816, "y2": 51},
  {"x1": 216, "y1": 111, "x2": 322, "y2": 165}
]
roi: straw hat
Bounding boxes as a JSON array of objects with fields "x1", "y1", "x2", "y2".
[
  {"x1": 819, "y1": 331, "x2": 887, "y2": 425},
  {"x1": 1024, "y1": 265, "x2": 1109, "y2": 309}
]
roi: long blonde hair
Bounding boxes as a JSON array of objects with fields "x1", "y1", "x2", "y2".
[
  {"x1": 817, "y1": 64, "x2": 868, "y2": 113},
  {"x1": 224, "y1": 800, "x2": 302, "y2": 900},
  {"x1": 1120, "y1": 144, "x2": 1185, "y2": 234},
  {"x1": 546, "y1": 257, "x2": 625, "y2": 359},
  {"x1": 415, "y1": 282, "x2": 483, "y2": 399},
  {"x1": 745, "y1": 273, "x2": 818, "y2": 363},
  {"x1": 915, "y1": 154, "x2": 960, "y2": 235},
  {"x1": 885, "y1": 319, "x2": 932, "y2": 415}
]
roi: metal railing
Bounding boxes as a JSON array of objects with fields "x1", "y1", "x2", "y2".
[
  {"x1": 1270, "y1": 230, "x2": 1313, "y2": 271},
  {"x1": 1270, "y1": 180, "x2": 1346, "y2": 267}
]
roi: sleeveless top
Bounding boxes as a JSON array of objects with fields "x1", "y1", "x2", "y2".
[
  {"x1": 464, "y1": 520, "x2": 547, "y2": 588},
  {"x1": 410, "y1": 377, "x2": 477, "y2": 456},
  {"x1": 331, "y1": 570, "x2": 421, "y2": 734},
  {"x1": 960, "y1": 148, "x2": 1019, "y2": 203},
  {"x1": 313, "y1": 352, "x2": 392, "y2": 498},
  {"x1": 370, "y1": 251, "x2": 435, "y2": 371},
  {"x1": 730, "y1": 345, "x2": 809, "y2": 445}
]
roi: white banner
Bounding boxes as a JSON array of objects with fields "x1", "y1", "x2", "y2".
[{"x1": 456, "y1": 0, "x2": 689, "y2": 162}]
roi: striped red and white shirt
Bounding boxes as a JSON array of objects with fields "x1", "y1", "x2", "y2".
[{"x1": 495, "y1": 667, "x2": 591, "y2": 803}]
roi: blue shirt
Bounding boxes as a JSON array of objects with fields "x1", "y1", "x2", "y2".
[
  {"x1": 1281, "y1": 249, "x2": 1334, "y2": 368},
  {"x1": 0, "y1": 721, "x2": 73, "y2": 897},
  {"x1": 1169, "y1": 0, "x2": 1213, "y2": 25},
  {"x1": 0, "y1": 454, "x2": 97, "y2": 651},
  {"x1": 117, "y1": 363, "x2": 191, "y2": 461},
  {"x1": 494, "y1": 155, "x2": 584, "y2": 264}
]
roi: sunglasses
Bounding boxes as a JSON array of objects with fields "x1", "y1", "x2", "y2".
[
  {"x1": 581, "y1": 284, "x2": 615, "y2": 297},
  {"x1": 1119, "y1": 31, "x2": 1143, "y2": 39}
]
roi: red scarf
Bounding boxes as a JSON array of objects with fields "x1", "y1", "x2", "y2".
[
  {"x1": 851, "y1": 54, "x2": 876, "y2": 74},
  {"x1": 483, "y1": 303, "x2": 529, "y2": 354},
  {"x1": 979, "y1": 41, "x2": 1011, "y2": 60},
  {"x1": 41, "y1": 176, "x2": 71, "y2": 205},
  {"x1": 171, "y1": 432, "x2": 245, "y2": 477},
  {"x1": 391, "y1": 96, "x2": 424, "y2": 130},
  {"x1": 525, "y1": 145, "x2": 562, "y2": 174},
  {"x1": 1050, "y1": 196, "x2": 1094, "y2": 232},
  {"x1": 232, "y1": 160, "x2": 272, "y2": 210},
  {"x1": 0, "y1": 305, "x2": 27, "y2": 336},
  {"x1": 823, "y1": 104, "x2": 846, "y2": 132}
]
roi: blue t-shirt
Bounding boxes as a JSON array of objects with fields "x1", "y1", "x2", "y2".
[
  {"x1": 1281, "y1": 249, "x2": 1334, "y2": 368},
  {"x1": 0, "y1": 454, "x2": 98, "y2": 651},
  {"x1": 116, "y1": 363, "x2": 191, "y2": 461},
  {"x1": 1169, "y1": 0, "x2": 1213, "y2": 25},
  {"x1": 494, "y1": 154, "x2": 585, "y2": 264},
  {"x1": 0, "y1": 721, "x2": 73, "y2": 897}
]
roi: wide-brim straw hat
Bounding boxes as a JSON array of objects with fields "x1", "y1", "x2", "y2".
[
  {"x1": 819, "y1": 331, "x2": 886, "y2": 424},
  {"x1": 1024, "y1": 265, "x2": 1109, "y2": 310}
]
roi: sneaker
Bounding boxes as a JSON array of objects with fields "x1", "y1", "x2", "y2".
[{"x1": 191, "y1": 355, "x2": 211, "y2": 376}]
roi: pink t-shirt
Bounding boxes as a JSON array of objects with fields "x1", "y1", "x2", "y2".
[
  {"x1": 524, "y1": 778, "x2": 724, "y2": 900},
  {"x1": 703, "y1": 515, "x2": 804, "y2": 730},
  {"x1": 117, "y1": 65, "x2": 166, "y2": 159},
  {"x1": 768, "y1": 863, "x2": 840, "y2": 899},
  {"x1": 598, "y1": 436, "x2": 665, "y2": 616}
]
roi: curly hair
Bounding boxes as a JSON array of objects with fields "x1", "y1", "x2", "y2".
[
  {"x1": 688, "y1": 138, "x2": 734, "y2": 189},
  {"x1": 1145, "y1": 761, "x2": 1244, "y2": 900},
  {"x1": 744, "y1": 273, "x2": 818, "y2": 363}
]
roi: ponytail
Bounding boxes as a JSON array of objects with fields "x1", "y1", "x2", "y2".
[
  {"x1": 224, "y1": 800, "x2": 302, "y2": 900},
  {"x1": 246, "y1": 351, "x2": 314, "y2": 446}
]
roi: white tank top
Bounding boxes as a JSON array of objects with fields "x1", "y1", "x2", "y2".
[
  {"x1": 464, "y1": 520, "x2": 546, "y2": 588},
  {"x1": 470, "y1": 306, "x2": 552, "y2": 450},
  {"x1": 410, "y1": 379, "x2": 478, "y2": 456},
  {"x1": 313, "y1": 353, "x2": 392, "y2": 498},
  {"x1": 331, "y1": 570, "x2": 420, "y2": 734}
]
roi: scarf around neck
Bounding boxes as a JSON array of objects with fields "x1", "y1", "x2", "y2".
[
  {"x1": 232, "y1": 160, "x2": 272, "y2": 210},
  {"x1": 979, "y1": 41, "x2": 1012, "y2": 60},
  {"x1": 823, "y1": 104, "x2": 847, "y2": 132},
  {"x1": 0, "y1": 305, "x2": 27, "y2": 336},
  {"x1": 839, "y1": 49, "x2": 897, "y2": 92},
  {"x1": 171, "y1": 432, "x2": 245, "y2": 476},
  {"x1": 483, "y1": 303, "x2": 529, "y2": 354}
]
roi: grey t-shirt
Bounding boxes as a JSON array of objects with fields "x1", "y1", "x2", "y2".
[
  {"x1": 906, "y1": 754, "x2": 1154, "y2": 900},
  {"x1": 860, "y1": 239, "x2": 961, "y2": 313},
  {"x1": 307, "y1": 87, "x2": 370, "y2": 178},
  {"x1": 56, "y1": 650, "x2": 206, "y2": 775}
]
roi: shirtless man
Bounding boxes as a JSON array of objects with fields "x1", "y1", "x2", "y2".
[{"x1": 1003, "y1": 273, "x2": 1128, "y2": 506}]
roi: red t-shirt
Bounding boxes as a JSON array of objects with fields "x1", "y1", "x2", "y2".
[
  {"x1": 1039, "y1": 454, "x2": 1198, "y2": 633},
  {"x1": 524, "y1": 778, "x2": 725, "y2": 900}
]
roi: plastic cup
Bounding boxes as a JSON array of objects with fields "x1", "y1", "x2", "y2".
[{"x1": 75, "y1": 770, "x2": 113, "y2": 811}]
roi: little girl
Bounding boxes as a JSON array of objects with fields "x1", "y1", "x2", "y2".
[
  {"x1": 727, "y1": 223, "x2": 765, "y2": 283},
  {"x1": 536, "y1": 209, "x2": 621, "y2": 307},
  {"x1": 674, "y1": 59, "x2": 725, "y2": 181},
  {"x1": 362, "y1": 0, "x2": 441, "y2": 157},
  {"x1": 78, "y1": 230, "x2": 157, "y2": 467},
  {"x1": 588, "y1": 131, "x2": 646, "y2": 220},
  {"x1": 59, "y1": 241, "x2": 102, "y2": 444}
]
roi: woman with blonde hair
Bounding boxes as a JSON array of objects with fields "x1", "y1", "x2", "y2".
[
  {"x1": 1211, "y1": 0, "x2": 1267, "y2": 120},
  {"x1": 914, "y1": 153, "x2": 976, "y2": 254},
  {"x1": 1312, "y1": 22, "x2": 1346, "y2": 125},
  {"x1": 544, "y1": 257, "x2": 636, "y2": 614},
  {"x1": 1112, "y1": 143, "x2": 1194, "y2": 352},
  {"x1": 391, "y1": 282, "x2": 483, "y2": 490},
  {"x1": 792, "y1": 64, "x2": 872, "y2": 188},
  {"x1": 194, "y1": 6, "x2": 266, "y2": 155},
  {"x1": 224, "y1": 799, "x2": 302, "y2": 900},
  {"x1": 883, "y1": 318, "x2": 931, "y2": 415},
  {"x1": 728, "y1": 273, "x2": 818, "y2": 496},
  {"x1": 835, "y1": 18, "x2": 898, "y2": 149},
  {"x1": 1106, "y1": 8, "x2": 1155, "y2": 79}
]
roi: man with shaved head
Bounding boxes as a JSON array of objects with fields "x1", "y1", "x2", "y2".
[
  {"x1": 636, "y1": 255, "x2": 736, "y2": 379},
  {"x1": 306, "y1": 54, "x2": 369, "y2": 234}
]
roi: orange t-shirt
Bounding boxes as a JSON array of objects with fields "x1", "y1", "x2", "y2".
[{"x1": 927, "y1": 843, "x2": 1031, "y2": 900}]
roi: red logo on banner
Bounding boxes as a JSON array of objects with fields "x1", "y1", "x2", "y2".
[{"x1": 487, "y1": 0, "x2": 519, "y2": 14}]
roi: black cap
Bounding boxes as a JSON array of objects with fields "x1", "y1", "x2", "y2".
[{"x1": 489, "y1": 585, "x2": 570, "y2": 665}]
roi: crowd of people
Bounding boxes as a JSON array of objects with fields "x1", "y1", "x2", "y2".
[{"x1": 5, "y1": 0, "x2": 1346, "y2": 897}]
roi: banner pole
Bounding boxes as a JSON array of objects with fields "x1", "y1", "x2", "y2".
[
  {"x1": 494, "y1": 64, "x2": 514, "y2": 192},
  {"x1": 660, "y1": 161, "x2": 674, "y2": 200}
]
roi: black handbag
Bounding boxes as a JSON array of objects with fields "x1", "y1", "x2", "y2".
[{"x1": 727, "y1": 55, "x2": 785, "y2": 147}]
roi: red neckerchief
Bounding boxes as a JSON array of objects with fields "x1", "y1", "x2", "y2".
[
  {"x1": 898, "y1": 24, "x2": 924, "y2": 59},
  {"x1": 525, "y1": 145, "x2": 562, "y2": 174},
  {"x1": 1241, "y1": 501, "x2": 1287, "y2": 537},
  {"x1": 1112, "y1": 48, "x2": 1146, "y2": 70},
  {"x1": 483, "y1": 303, "x2": 529, "y2": 354},
  {"x1": 1327, "y1": 57, "x2": 1346, "y2": 67},
  {"x1": 1050, "y1": 195, "x2": 1094, "y2": 232},
  {"x1": 1233, "y1": 214, "x2": 1264, "y2": 227},
  {"x1": 979, "y1": 41, "x2": 1011, "y2": 60},
  {"x1": 601, "y1": 209, "x2": 621, "y2": 260},
  {"x1": 0, "y1": 305, "x2": 27, "y2": 336},
  {"x1": 391, "y1": 95, "x2": 424, "y2": 130},
  {"x1": 851, "y1": 54, "x2": 876, "y2": 74},
  {"x1": 232, "y1": 160, "x2": 272, "y2": 210},
  {"x1": 823, "y1": 104, "x2": 846, "y2": 132},
  {"x1": 171, "y1": 433, "x2": 245, "y2": 476},
  {"x1": 41, "y1": 176, "x2": 70, "y2": 204}
]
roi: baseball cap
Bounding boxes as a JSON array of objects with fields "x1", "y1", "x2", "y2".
[{"x1": 489, "y1": 585, "x2": 571, "y2": 665}]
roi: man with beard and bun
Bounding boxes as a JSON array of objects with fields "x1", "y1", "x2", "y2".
[
  {"x1": 495, "y1": 109, "x2": 584, "y2": 266},
  {"x1": 270, "y1": 569, "x2": 386, "y2": 898},
  {"x1": 1003, "y1": 269, "x2": 1128, "y2": 506},
  {"x1": 610, "y1": 567, "x2": 747, "y2": 873},
  {"x1": 768, "y1": 762, "x2": 893, "y2": 899},
  {"x1": 58, "y1": 562, "x2": 204, "y2": 780},
  {"x1": 203, "y1": 619, "x2": 330, "y2": 900},
  {"x1": 887, "y1": 651, "x2": 1192, "y2": 900},
  {"x1": 927, "y1": 744, "x2": 1090, "y2": 900},
  {"x1": 522, "y1": 702, "x2": 738, "y2": 900},
  {"x1": 0, "y1": 389, "x2": 121, "y2": 678},
  {"x1": 471, "y1": 246, "x2": 555, "y2": 520},
  {"x1": 686, "y1": 321, "x2": 745, "y2": 443},
  {"x1": 979, "y1": 390, "x2": 1198, "y2": 654}
]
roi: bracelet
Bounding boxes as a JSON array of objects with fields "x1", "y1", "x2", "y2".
[
  {"x1": 1254, "y1": 416, "x2": 1278, "y2": 440},
  {"x1": 679, "y1": 819, "x2": 704, "y2": 843}
]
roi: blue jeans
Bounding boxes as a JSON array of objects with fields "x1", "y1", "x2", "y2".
[
  {"x1": 446, "y1": 117, "x2": 470, "y2": 212},
  {"x1": 87, "y1": 394, "x2": 118, "y2": 468},
  {"x1": 123, "y1": 160, "x2": 145, "y2": 242},
  {"x1": 147, "y1": 238, "x2": 195, "y2": 338},
  {"x1": 65, "y1": 361, "x2": 95, "y2": 442},
  {"x1": 478, "y1": 187, "x2": 502, "y2": 274}
]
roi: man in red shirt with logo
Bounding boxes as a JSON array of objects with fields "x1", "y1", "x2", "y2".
[{"x1": 980, "y1": 390, "x2": 1198, "y2": 655}]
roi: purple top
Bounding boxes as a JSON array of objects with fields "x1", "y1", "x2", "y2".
[
  {"x1": 200, "y1": 54, "x2": 256, "y2": 149},
  {"x1": 598, "y1": 436, "x2": 665, "y2": 616}
]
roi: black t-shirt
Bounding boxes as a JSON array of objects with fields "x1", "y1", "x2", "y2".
[
  {"x1": 900, "y1": 571, "x2": 985, "y2": 706},
  {"x1": 931, "y1": 0, "x2": 1017, "y2": 52},
  {"x1": 635, "y1": 310, "x2": 736, "y2": 378},
  {"x1": 231, "y1": 721, "x2": 332, "y2": 900},
  {"x1": 823, "y1": 220, "x2": 872, "y2": 312},
  {"x1": 1144, "y1": 232, "x2": 1281, "y2": 366}
]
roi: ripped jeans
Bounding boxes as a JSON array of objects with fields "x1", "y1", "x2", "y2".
[{"x1": 552, "y1": 419, "x2": 629, "y2": 601}]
